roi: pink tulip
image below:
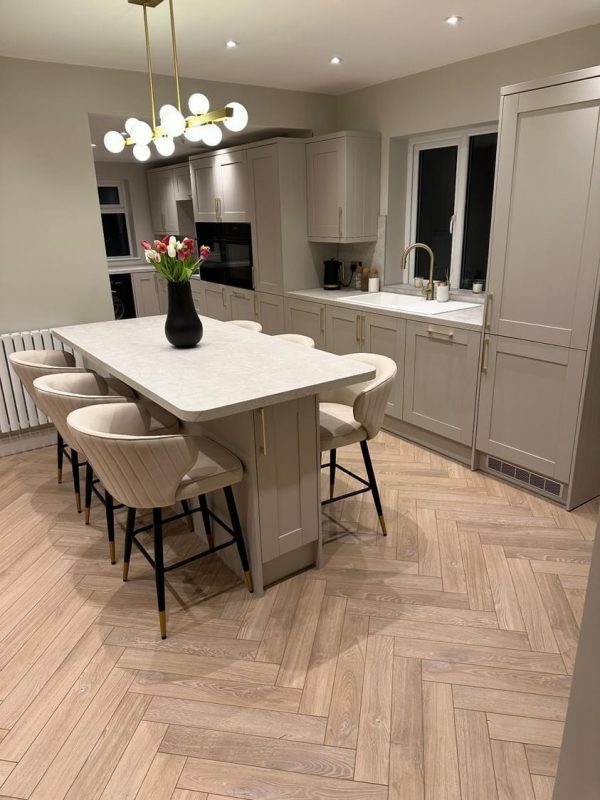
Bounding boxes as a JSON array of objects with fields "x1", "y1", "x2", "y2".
[{"x1": 141, "y1": 240, "x2": 152, "y2": 250}]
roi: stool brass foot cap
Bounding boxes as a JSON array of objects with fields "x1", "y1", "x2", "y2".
[
  {"x1": 329, "y1": 485, "x2": 334, "y2": 500},
  {"x1": 122, "y1": 562, "x2": 129, "y2": 581},
  {"x1": 84, "y1": 507, "x2": 91, "y2": 525},
  {"x1": 57, "y1": 468, "x2": 63, "y2": 484},
  {"x1": 109, "y1": 541, "x2": 116, "y2": 565},
  {"x1": 75, "y1": 493, "x2": 82, "y2": 514},
  {"x1": 159, "y1": 610, "x2": 167, "y2": 639},
  {"x1": 379, "y1": 515, "x2": 387, "y2": 536},
  {"x1": 244, "y1": 570, "x2": 254, "y2": 593}
]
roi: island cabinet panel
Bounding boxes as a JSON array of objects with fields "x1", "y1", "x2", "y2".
[
  {"x1": 476, "y1": 337, "x2": 586, "y2": 483},
  {"x1": 363, "y1": 313, "x2": 405, "y2": 421},
  {"x1": 284, "y1": 298, "x2": 327, "y2": 350},
  {"x1": 254, "y1": 396, "x2": 320, "y2": 563},
  {"x1": 486, "y1": 82, "x2": 600, "y2": 349},
  {"x1": 403, "y1": 321, "x2": 480, "y2": 445},
  {"x1": 257, "y1": 293, "x2": 284, "y2": 335},
  {"x1": 203, "y1": 283, "x2": 230, "y2": 321},
  {"x1": 325, "y1": 304, "x2": 362, "y2": 355}
]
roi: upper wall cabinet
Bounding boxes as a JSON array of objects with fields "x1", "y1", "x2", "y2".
[
  {"x1": 306, "y1": 131, "x2": 381, "y2": 243},
  {"x1": 147, "y1": 168, "x2": 178, "y2": 234},
  {"x1": 190, "y1": 149, "x2": 251, "y2": 223},
  {"x1": 486, "y1": 78, "x2": 600, "y2": 349}
]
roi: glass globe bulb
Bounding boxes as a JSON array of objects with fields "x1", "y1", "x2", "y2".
[
  {"x1": 154, "y1": 136, "x2": 175, "y2": 157},
  {"x1": 223, "y1": 102, "x2": 248, "y2": 132},
  {"x1": 124, "y1": 117, "x2": 139, "y2": 136},
  {"x1": 188, "y1": 92, "x2": 210, "y2": 116},
  {"x1": 159, "y1": 104, "x2": 186, "y2": 137},
  {"x1": 130, "y1": 120, "x2": 153, "y2": 146},
  {"x1": 202, "y1": 123, "x2": 223, "y2": 147},
  {"x1": 183, "y1": 124, "x2": 204, "y2": 143},
  {"x1": 132, "y1": 143, "x2": 151, "y2": 162},
  {"x1": 103, "y1": 130, "x2": 126, "y2": 154}
]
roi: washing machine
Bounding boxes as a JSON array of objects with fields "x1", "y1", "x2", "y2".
[{"x1": 109, "y1": 273, "x2": 137, "y2": 320}]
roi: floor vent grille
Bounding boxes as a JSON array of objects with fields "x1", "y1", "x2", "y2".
[{"x1": 487, "y1": 457, "x2": 564, "y2": 499}]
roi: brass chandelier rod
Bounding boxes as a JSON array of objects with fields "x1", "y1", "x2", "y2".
[
  {"x1": 142, "y1": 3, "x2": 158, "y2": 130},
  {"x1": 168, "y1": 0, "x2": 182, "y2": 113}
]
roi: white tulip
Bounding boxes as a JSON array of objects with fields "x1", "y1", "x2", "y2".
[
  {"x1": 167, "y1": 236, "x2": 177, "y2": 258},
  {"x1": 144, "y1": 249, "x2": 156, "y2": 263}
]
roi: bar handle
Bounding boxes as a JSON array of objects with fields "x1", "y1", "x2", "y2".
[
  {"x1": 355, "y1": 313, "x2": 361, "y2": 342},
  {"x1": 484, "y1": 291, "x2": 493, "y2": 331},
  {"x1": 320, "y1": 306, "x2": 325, "y2": 333},
  {"x1": 338, "y1": 206, "x2": 343, "y2": 238},
  {"x1": 361, "y1": 314, "x2": 366, "y2": 344},
  {"x1": 427, "y1": 327, "x2": 454, "y2": 339},
  {"x1": 254, "y1": 292, "x2": 259, "y2": 318},
  {"x1": 481, "y1": 336, "x2": 490, "y2": 374},
  {"x1": 259, "y1": 407, "x2": 267, "y2": 455},
  {"x1": 222, "y1": 286, "x2": 227, "y2": 307}
]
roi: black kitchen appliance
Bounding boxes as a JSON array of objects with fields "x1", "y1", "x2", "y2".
[
  {"x1": 195, "y1": 222, "x2": 253, "y2": 290},
  {"x1": 109, "y1": 273, "x2": 136, "y2": 320},
  {"x1": 323, "y1": 258, "x2": 342, "y2": 290}
]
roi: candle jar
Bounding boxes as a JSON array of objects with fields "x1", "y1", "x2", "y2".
[{"x1": 472, "y1": 281, "x2": 483, "y2": 293}]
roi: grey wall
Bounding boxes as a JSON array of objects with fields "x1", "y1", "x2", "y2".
[{"x1": 0, "y1": 57, "x2": 336, "y2": 335}]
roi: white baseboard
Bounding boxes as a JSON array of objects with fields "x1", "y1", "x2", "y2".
[{"x1": 0, "y1": 426, "x2": 55, "y2": 457}]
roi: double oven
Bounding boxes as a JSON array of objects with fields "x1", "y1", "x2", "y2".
[{"x1": 195, "y1": 222, "x2": 253, "y2": 290}]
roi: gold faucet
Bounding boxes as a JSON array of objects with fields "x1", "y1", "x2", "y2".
[{"x1": 401, "y1": 243, "x2": 435, "y2": 300}]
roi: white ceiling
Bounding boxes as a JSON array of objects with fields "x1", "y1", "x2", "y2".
[{"x1": 1, "y1": 0, "x2": 599, "y2": 94}]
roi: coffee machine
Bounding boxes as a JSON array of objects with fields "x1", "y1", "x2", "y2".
[{"x1": 323, "y1": 259, "x2": 342, "y2": 290}]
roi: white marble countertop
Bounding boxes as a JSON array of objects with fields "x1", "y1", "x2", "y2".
[
  {"x1": 52, "y1": 316, "x2": 375, "y2": 422},
  {"x1": 286, "y1": 288, "x2": 484, "y2": 330}
]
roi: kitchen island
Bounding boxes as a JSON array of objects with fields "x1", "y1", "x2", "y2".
[{"x1": 52, "y1": 315, "x2": 375, "y2": 594}]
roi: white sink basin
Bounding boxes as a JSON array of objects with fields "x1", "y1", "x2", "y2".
[{"x1": 341, "y1": 292, "x2": 477, "y2": 316}]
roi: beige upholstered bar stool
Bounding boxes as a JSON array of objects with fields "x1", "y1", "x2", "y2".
[
  {"x1": 227, "y1": 320, "x2": 263, "y2": 332},
  {"x1": 67, "y1": 402, "x2": 253, "y2": 639},
  {"x1": 33, "y1": 372, "x2": 135, "y2": 561},
  {"x1": 8, "y1": 349, "x2": 87, "y2": 488},
  {"x1": 319, "y1": 353, "x2": 397, "y2": 536},
  {"x1": 273, "y1": 333, "x2": 315, "y2": 347}
]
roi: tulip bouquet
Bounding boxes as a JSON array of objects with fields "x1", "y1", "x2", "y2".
[{"x1": 141, "y1": 236, "x2": 211, "y2": 283}]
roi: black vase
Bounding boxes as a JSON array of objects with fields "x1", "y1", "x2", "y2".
[{"x1": 164, "y1": 281, "x2": 203, "y2": 348}]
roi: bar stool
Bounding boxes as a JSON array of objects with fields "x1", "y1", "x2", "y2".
[
  {"x1": 319, "y1": 353, "x2": 397, "y2": 536},
  {"x1": 273, "y1": 333, "x2": 315, "y2": 347},
  {"x1": 33, "y1": 372, "x2": 135, "y2": 561},
  {"x1": 8, "y1": 350, "x2": 86, "y2": 486},
  {"x1": 227, "y1": 320, "x2": 263, "y2": 332},
  {"x1": 67, "y1": 402, "x2": 253, "y2": 639}
]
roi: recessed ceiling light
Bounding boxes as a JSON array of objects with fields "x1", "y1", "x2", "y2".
[
  {"x1": 444, "y1": 15, "x2": 463, "y2": 25},
  {"x1": 330, "y1": 56, "x2": 342, "y2": 65},
  {"x1": 226, "y1": 40, "x2": 238, "y2": 48}
]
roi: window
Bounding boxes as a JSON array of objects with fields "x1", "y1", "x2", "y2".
[
  {"x1": 405, "y1": 128, "x2": 498, "y2": 290},
  {"x1": 97, "y1": 181, "x2": 135, "y2": 260}
]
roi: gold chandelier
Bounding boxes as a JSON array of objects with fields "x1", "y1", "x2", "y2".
[{"x1": 104, "y1": 0, "x2": 248, "y2": 160}]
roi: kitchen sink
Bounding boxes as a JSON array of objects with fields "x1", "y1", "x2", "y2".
[{"x1": 340, "y1": 292, "x2": 477, "y2": 315}]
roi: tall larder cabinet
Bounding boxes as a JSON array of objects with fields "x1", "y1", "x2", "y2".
[{"x1": 476, "y1": 66, "x2": 600, "y2": 509}]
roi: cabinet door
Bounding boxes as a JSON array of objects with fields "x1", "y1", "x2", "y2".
[
  {"x1": 215, "y1": 150, "x2": 250, "y2": 222},
  {"x1": 476, "y1": 336, "x2": 586, "y2": 482},
  {"x1": 147, "y1": 171, "x2": 177, "y2": 233},
  {"x1": 284, "y1": 298, "x2": 326, "y2": 350},
  {"x1": 190, "y1": 280, "x2": 206, "y2": 314},
  {"x1": 229, "y1": 288, "x2": 256, "y2": 322},
  {"x1": 203, "y1": 283, "x2": 230, "y2": 321},
  {"x1": 132, "y1": 272, "x2": 161, "y2": 317},
  {"x1": 248, "y1": 145, "x2": 283, "y2": 294},
  {"x1": 190, "y1": 157, "x2": 218, "y2": 222},
  {"x1": 306, "y1": 138, "x2": 345, "y2": 240},
  {"x1": 254, "y1": 396, "x2": 320, "y2": 562},
  {"x1": 325, "y1": 304, "x2": 362, "y2": 355},
  {"x1": 156, "y1": 275, "x2": 168, "y2": 313},
  {"x1": 173, "y1": 165, "x2": 192, "y2": 201},
  {"x1": 257, "y1": 293, "x2": 284, "y2": 335},
  {"x1": 487, "y1": 80, "x2": 600, "y2": 349},
  {"x1": 363, "y1": 312, "x2": 405, "y2": 420},
  {"x1": 403, "y1": 321, "x2": 480, "y2": 445}
]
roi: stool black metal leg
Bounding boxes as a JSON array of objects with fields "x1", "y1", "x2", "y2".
[
  {"x1": 71, "y1": 448, "x2": 81, "y2": 513},
  {"x1": 123, "y1": 507, "x2": 136, "y2": 580},
  {"x1": 181, "y1": 499, "x2": 194, "y2": 532},
  {"x1": 223, "y1": 486, "x2": 253, "y2": 593},
  {"x1": 329, "y1": 448, "x2": 337, "y2": 500},
  {"x1": 198, "y1": 494, "x2": 214, "y2": 549},
  {"x1": 360, "y1": 440, "x2": 387, "y2": 536},
  {"x1": 153, "y1": 508, "x2": 167, "y2": 638},
  {"x1": 105, "y1": 491, "x2": 116, "y2": 564},
  {"x1": 57, "y1": 433, "x2": 64, "y2": 484},
  {"x1": 84, "y1": 464, "x2": 93, "y2": 525}
]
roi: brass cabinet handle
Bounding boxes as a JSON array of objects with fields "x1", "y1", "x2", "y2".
[
  {"x1": 481, "y1": 336, "x2": 490, "y2": 373},
  {"x1": 484, "y1": 291, "x2": 493, "y2": 331},
  {"x1": 222, "y1": 287, "x2": 227, "y2": 307},
  {"x1": 214, "y1": 198, "x2": 218, "y2": 220},
  {"x1": 361, "y1": 314, "x2": 366, "y2": 344},
  {"x1": 355, "y1": 314, "x2": 361, "y2": 342},
  {"x1": 338, "y1": 206, "x2": 343, "y2": 238},
  {"x1": 427, "y1": 326, "x2": 454, "y2": 338},
  {"x1": 254, "y1": 293, "x2": 259, "y2": 318},
  {"x1": 259, "y1": 407, "x2": 267, "y2": 455},
  {"x1": 320, "y1": 306, "x2": 325, "y2": 333}
]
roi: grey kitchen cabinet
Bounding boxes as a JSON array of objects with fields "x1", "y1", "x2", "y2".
[
  {"x1": 476, "y1": 336, "x2": 586, "y2": 484},
  {"x1": 203, "y1": 283, "x2": 229, "y2": 321},
  {"x1": 147, "y1": 169, "x2": 178, "y2": 234},
  {"x1": 156, "y1": 274, "x2": 168, "y2": 313},
  {"x1": 190, "y1": 280, "x2": 206, "y2": 314},
  {"x1": 190, "y1": 148, "x2": 251, "y2": 223},
  {"x1": 486, "y1": 78, "x2": 600, "y2": 349},
  {"x1": 172, "y1": 165, "x2": 192, "y2": 201},
  {"x1": 189, "y1": 156, "x2": 219, "y2": 222},
  {"x1": 306, "y1": 131, "x2": 381, "y2": 243},
  {"x1": 229, "y1": 287, "x2": 255, "y2": 321},
  {"x1": 131, "y1": 271, "x2": 161, "y2": 317},
  {"x1": 363, "y1": 312, "x2": 405, "y2": 421},
  {"x1": 256, "y1": 293, "x2": 284, "y2": 335},
  {"x1": 284, "y1": 297, "x2": 327, "y2": 350},
  {"x1": 254, "y1": 396, "x2": 320, "y2": 563},
  {"x1": 403, "y1": 321, "x2": 480, "y2": 445},
  {"x1": 247, "y1": 144, "x2": 283, "y2": 295},
  {"x1": 325, "y1": 304, "x2": 362, "y2": 355}
]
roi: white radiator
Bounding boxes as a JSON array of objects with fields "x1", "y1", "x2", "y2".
[{"x1": 0, "y1": 330, "x2": 83, "y2": 434}]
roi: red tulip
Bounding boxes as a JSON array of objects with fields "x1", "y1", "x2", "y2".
[
  {"x1": 162, "y1": 234, "x2": 171, "y2": 245},
  {"x1": 141, "y1": 240, "x2": 152, "y2": 250}
]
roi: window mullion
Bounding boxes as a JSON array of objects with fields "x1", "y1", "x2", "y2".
[{"x1": 449, "y1": 137, "x2": 469, "y2": 290}]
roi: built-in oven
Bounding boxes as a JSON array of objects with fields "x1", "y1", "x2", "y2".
[{"x1": 195, "y1": 222, "x2": 253, "y2": 290}]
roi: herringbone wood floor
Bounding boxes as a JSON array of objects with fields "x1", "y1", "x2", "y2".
[{"x1": 0, "y1": 432, "x2": 597, "y2": 800}]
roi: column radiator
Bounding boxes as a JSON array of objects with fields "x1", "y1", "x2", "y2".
[{"x1": 0, "y1": 330, "x2": 83, "y2": 434}]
